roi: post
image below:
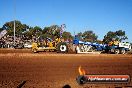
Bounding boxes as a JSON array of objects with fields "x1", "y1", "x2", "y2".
[
  {"x1": 14, "y1": 20, "x2": 15, "y2": 46},
  {"x1": 13, "y1": 0, "x2": 16, "y2": 46}
]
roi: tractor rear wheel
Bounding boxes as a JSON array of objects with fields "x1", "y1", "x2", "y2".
[{"x1": 56, "y1": 42, "x2": 68, "y2": 53}]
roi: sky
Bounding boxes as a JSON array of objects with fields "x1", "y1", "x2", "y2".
[{"x1": 0, "y1": 0, "x2": 132, "y2": 42}]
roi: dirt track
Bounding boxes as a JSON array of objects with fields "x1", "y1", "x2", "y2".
[{"x1": 0, "y1": 49, "x2": 132, "y2": 88}]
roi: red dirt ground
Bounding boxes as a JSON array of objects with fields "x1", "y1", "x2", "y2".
[{"x1": 0, "y1": 49, "x2": 132, "y2": 88}]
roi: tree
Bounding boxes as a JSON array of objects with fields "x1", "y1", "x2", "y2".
[
  {"x1": 103, "y1": 30, "x2": 128, "y2": 44},
  {"x1": 42, "y1": 27, "x2": 51, "y2": 38},
  {"x1": 33, "y1": 26, "x2": 42, "y2": 36},
  {"x1": 62, "y1": 31, "x2": 73, "y2": 40},
  {"x1": 42, "y1": 27, "x2": 50, "y2": 34},
  {"x1": 115, "y1": 30, "x2": 128, "y2": 42},
  {"x1": 103, "y1": 31, "x2": 116, "y2": 44},
  {"x1": 42, "y1": 25, "x2": 60, "y2": 39},
  {"x1": 49, "y1": 25, "x2": 61, "y2": 37},
  {"x1": 83, "y1": 31, "x2": 98, "y2": 42},
  {"x1": 42, "y1": 25, "x2": 73, "y2": 41},
  {"x1": 2, "y1": 20, "x2": 29, "y2": 36},
  {"x1": 77, "y1": 32, "x2": 83, "y2": 40},
  {"x1": 77, "y1": 30, "x2": 98, "y2": 42}
]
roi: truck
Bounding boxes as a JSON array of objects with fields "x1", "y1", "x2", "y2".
[{"x1": 105, "y1": 42, "x2": 131, "y2": 54}]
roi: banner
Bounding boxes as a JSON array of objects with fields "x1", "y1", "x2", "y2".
[
  {"x1": 0, "y1": 30, "x2": 7, "y2": 39},
  {"x1": 60, "y1": 24, "x2": 66, "y2": 37}
]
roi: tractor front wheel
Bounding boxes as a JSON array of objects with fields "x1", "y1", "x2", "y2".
[{"x1": 32, "y1": 48, "x2": 37, "y2": 53}]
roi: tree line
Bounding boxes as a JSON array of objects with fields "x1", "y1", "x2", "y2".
[{"x1": 0, "y1": 20, "x2": 128, "y2": 43}]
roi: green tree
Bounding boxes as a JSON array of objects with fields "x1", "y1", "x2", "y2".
[
  {"x1": 62, "y1": 31, "x2": 73, "y2": 40},
  {"x1": 42, "y1": 27, "x2": 50, "y2": 34},
  {"x1": 22, "y1": 27, "x2": 34, "y2": 39},
  {"x1": 49, "y1": 25, "x2": 61, "y2": 37},
  {"x1": 22, "y1": 26, "x2": 42, "y2": 40},
  {"x1": 103, "y1": 31, "x2": 116, "y2": 44},
  {"x1": 115, "y1": 30, "x2": 128, "y2": 42},
  {"x1": 42, "y1": 25, "x2": 73, "y2": 40},
  {"x1": 42, "y1": 25, "x2": 60, "y2": 39},
  {"x1": 77, "y1": 32, "x2": 83, "y2": 40},
  {"x1": 82, "y1": 30, "x2": 98, "y2": 42},
  {"x1": 33, "y1": 26, "x2": 42, "y2": 36},
  {"x1": 42, "y1": 27, "x2": 51, "y2": 38},
  {"x1": 42, "y1": 25, "x2": 61, "y2": 39},
  {"x1": 77, "y1": 30, "x2": 98, "y2": 42},
  {"x1": 2, "y1": 20, "x2": 29, "y2": 36},
  {"x1": 103, "y1": 30, "x2": 128, "y2": 44}
]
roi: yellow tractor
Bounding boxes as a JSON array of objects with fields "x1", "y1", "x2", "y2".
[{"x1": 31, "y1": 37, "x2": 68, "y2": 53}]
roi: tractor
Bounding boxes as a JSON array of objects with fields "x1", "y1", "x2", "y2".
[
  {"x1": 32, "y1": 37, "x2": 68, "y2": 53},
  {"x1": 32, "y1": 24, "x2": 70, "y2": 53},
  {"x1": 104, "y1": 40, "x2": 131, "y2": 54}
]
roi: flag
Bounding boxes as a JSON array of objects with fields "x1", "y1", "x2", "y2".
[{"x1": 60, "y1": 24, "x2": 66, "y2": 37}]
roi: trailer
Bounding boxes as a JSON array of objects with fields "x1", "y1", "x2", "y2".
[{"x1": 73, "y1": 36, "x2": 103, "y2": 54}]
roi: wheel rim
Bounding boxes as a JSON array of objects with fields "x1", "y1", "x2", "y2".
[
  {"x1": 33, "y1": 49, "x2": 37, "y2": 53},
  {"x1": 121, "y1": 49, "x2": 125, "y2": 54},
  {"x1": 60, "y1": 45, "x2": 67, "y2": 52},
  {"x1": 115, "y1": 49, "x2": 119, "y2": 54}
]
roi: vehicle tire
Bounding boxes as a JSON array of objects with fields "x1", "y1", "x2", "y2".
[
  {"x1": 120, "y1": 49, "x2": 126, "y2": 54},
  {"x1": 56, "y1": 42, "x2": 68, "y2": 53},
  {"x1": 114, "y1": 49, "x2": 120, "y2": 54},
  {"x1": 32, "y1": 48, "x2": 37, "y2": 53}
]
